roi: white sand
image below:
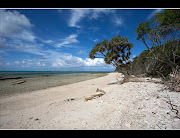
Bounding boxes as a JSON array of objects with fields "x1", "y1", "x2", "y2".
[{"x1": 0, "y1": 72, "x2": 180, "y2": 129}]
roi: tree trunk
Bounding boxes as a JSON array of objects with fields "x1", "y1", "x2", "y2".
[{"x1": 117, "y1": 69, "x2": 131, "y2": 84}]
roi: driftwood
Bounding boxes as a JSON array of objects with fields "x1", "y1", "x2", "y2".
[
  {"x1": 84, "y1": 88, "x2": 106, "y2": 102},
  {"x1": 96, "y1": 88, "x2": 106, "y2": 94}
]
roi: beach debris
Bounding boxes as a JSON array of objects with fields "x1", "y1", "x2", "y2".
[
  {"x1": 12, "y1": 80, "x2": 26, "y2": 85},
  {"x1": 34, "y1": 118, "x2": 40, "y2": 121},
  {"x1": 96, "y1": 88, "x2": 106, "y2": 94},
  {"x1": 152, "y1": 112, "x2": 156, "y2": 115},
  {"x1": 84, "y1": 88, "x2": 106, "y2": 102},
  {"x1": 65, "y1": 98, "x2": 75, "y2": 102}
]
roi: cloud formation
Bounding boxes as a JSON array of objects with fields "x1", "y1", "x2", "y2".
[
  {"x1": 0, "y1": 10, "x2": 42, "y2": 57},
  {"x1": 0, "y1": 9, "x2": 117, "y2": 71},
  {"x1": 7, "y1": 54, "x2": 114, "y2": 71},
  {"x1": 0, "y1": 10, "x2": 35, "y2": 42},
  {"x1": 68, "y1": 9, "x2": 115, "y2": 28},
  {"x1": 113, "y1": 15, "x2": 123, "y2": 26},
  {"x1": 68, "y1": 9, "x2": 89, "y2": 28},
  {"x1": 51, "y1": 55, "x2": 112, "y2": 68},
  {"x1": 0, "y1": 10, "x2": 53, "y2": 57},
  {"x1": 56, "y1": 34, "x2": 79, "y2": 47},
  {"x1": 147, "y1": 9, "x2": 163, "y2": 20}
]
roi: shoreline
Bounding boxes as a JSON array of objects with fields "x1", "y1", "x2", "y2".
[
  {"x1": 0, "y1": 73, "x2": 107, "y2": 97},
  {"x1": 0, "y1": 72, "x2": 179, "y2": 129}
]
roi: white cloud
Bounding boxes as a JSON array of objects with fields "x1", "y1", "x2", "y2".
[
  {"x1": 8, "y1": 42, "x2": 45, "y2": 56},
  {"x1": 0, "y1": 10, "x2": 61, "y2": 60},
  {"x1": 147, "y1": 9, "x2": 163, "y2": 20},
  {"x1": 56, "y1": 34, "x2": 79, "y2": 47},
  {"x1": 13, "y1": 59, "x2": 47, "y2": 68},
  {"x1": 68, "y1": 9, "x2": 115, "y2": 28},
  {"x1": 0, "y1": 10, "x2": 39, "y2": 57},
  {"x1": 113, "y1": 15, "x2": 123, "y2": 26},
  {"x1": 77, "y1": 50, "x2": 87, "y2": 55},
  {"x1": 93, "y1": 39, "x2": 98, "y2": 42},
  {"x1": 0, "y1": 10, "x2": 35, "y2": 42},
  {"x1": 36, "y1": 61, "x2": 45, "y2": 67},
  {"x1": 129, "y1": 54, "x2": 136, "y2": 62},
  {"x1": 0, "y1": 10, "x2": 32, "y2": 35},
  {"x1": 133, "y1": 55, "x2": 136, "y2": 58},
  {"x1": 14, "y1": 61, "x2": 20, "y2": 65},
  {"x1": 42, "y1": 39, "x2": 54, "y2": 44},
  {"x1": 84, "y1": 58, "x2": 105, "y2": 67},
  {"x1": 90, "y1": 9, "x2": 114, "y2": 19},
  {"x1": 4, "y1": 52, "x2": 115, "y2": 70},
  {"x1": 51, "y1": 55, "x2": 113, "y2": 68},
  {"x1": 16, "y1": 30, "x2": 36, "y2": 42},
  {"x1": 68, "y1": 9, "x2": 90, "y2": 28},
  {"x1": 52, "y1": 55, "x2": 83, "y2": 67},
  {"x1": 21, "y1": 60, "x2": 33, "y2": 67}
]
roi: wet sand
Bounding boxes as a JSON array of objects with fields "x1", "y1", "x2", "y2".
[{"x1": 0, "y1": 73, "x2": 107, "y2": 97}]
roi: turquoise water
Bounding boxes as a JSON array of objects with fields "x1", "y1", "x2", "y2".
[{"x1": 0, "y1": 71, "x2": 111, "y2": 78}]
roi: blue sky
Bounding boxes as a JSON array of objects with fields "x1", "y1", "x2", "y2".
[{"x1": 0, "y1": 8, "x2": 164, "y2": 71}]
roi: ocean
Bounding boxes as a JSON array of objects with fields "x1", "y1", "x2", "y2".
[{"x1": 0, "y1": 71, "x2": 111, "y2": 78}]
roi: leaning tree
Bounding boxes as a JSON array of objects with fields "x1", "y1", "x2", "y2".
[
  {"x1": 89, "y1": 35, "x2": 133, "y2": 83},
  {"x1": 136, "y1": 9, "x2": 180, "y2": 77}
]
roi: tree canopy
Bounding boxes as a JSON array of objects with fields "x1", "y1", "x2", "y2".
[
  {"x1": 89, "y1": 9, "x2": 180, "y2": 83},
  {"x1": 89, "y1": 35, "x2": 133, "y2": 71},
  {"x1": 136, "y1": 9, "x2": 180, "y2": 75}
]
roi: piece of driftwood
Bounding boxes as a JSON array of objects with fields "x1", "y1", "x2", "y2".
[
  {"x1": 96, "y1": 88, "x2": 106, "y2": 94},
  {"x1": 84, "y1": 88, "x2": 106, "y2": 102}
]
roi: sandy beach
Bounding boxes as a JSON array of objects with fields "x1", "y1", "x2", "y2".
[
  {"x1": 0, "y1": 73, "x2": 107, "y2": 96},
  {"x1": 0, "y1": 72, "x2": 180, "y2": 129}
]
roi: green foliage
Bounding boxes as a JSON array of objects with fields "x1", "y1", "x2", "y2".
[
  {"x1": 90, "y1": 10, "x2": 180, "y2": 78},
  {"x1": 136, "y1": 21, "x2": 152, "y2": 42},
  {"x1": 135, "y1": 9, "x2": 180, "y2": 77},
  {"x1": 131, "y1": 40, "x2": 180, "y2": 77},
  {"x1": 155, "y1": 9, "x2": 180, "y2": 27},
  {"x1": 136, "y1": 10, "x2": 180, "y2": 42},
  {"x1": 89, "y1": 35, "x2": 133, "y2": 71}
]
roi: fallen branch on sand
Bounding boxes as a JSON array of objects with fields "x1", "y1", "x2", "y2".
[{"x1": 84, "y1": 88, "x2": 106, "y2": 102}]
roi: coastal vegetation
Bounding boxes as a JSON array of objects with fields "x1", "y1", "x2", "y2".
[
  {"x1": 89, "y1": 9, "x2": 180, "y2": 91},
  {"x1": 89, "y1": 35, "x2": 133, "y2": 84},
  {"x1": 135, "y1": 9, "x2": 180, "y2": 77}
]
